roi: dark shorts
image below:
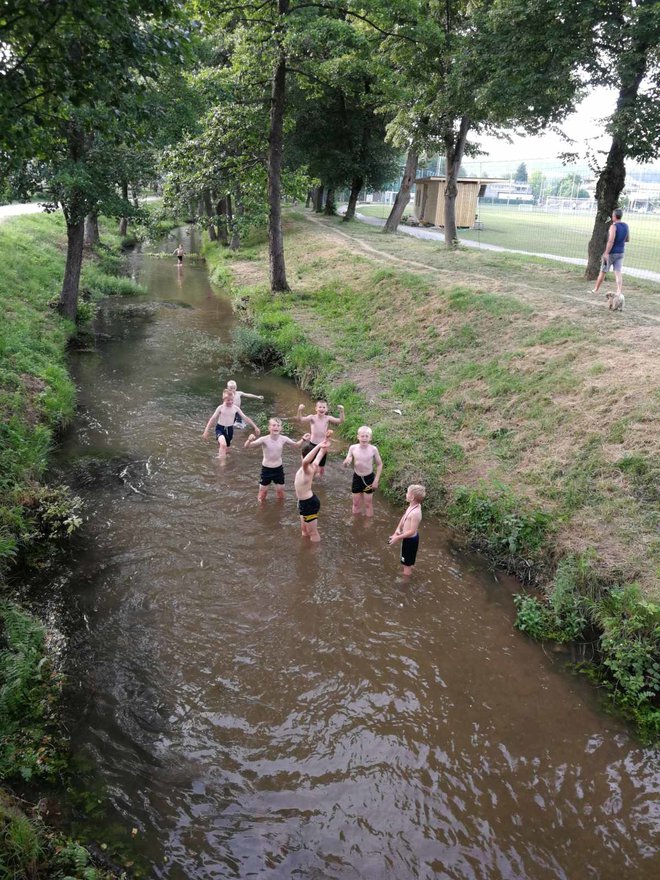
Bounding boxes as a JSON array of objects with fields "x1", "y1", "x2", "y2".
[
  {"x1": 401, "y1": 534, "x2": 419, "y2": 567},
  {"x1": 260, "y1": 465, "x2": 285, "y2": 486},
  {"x1": 215, "y1": 424, "x2": 234, "y2": 446},
  {"x1": 303, "y1": 442, "x2": 327, "y2": 468},
  {"x1": 234, "y1": 413, "x2": 244, "y2": 426},
  {"x1": 352, "y1": 471, "x2": 375, "y2": 494},
  {"x1": 177, "y1": 254, "x2": 183, "y2": 263},
  {"x1": 297, "y1": 493, "x2": 320, "y2": 522}
]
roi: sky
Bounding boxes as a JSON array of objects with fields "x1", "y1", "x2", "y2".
[{"x1": 472, "y1": 87, "x2": 619, "y2": 171}]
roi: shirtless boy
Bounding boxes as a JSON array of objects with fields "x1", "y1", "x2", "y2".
[
  {"x1": 388, "y1": 485, "x2": 426, "y2": 575},
  {"x1": 202, "y1": 389, "x2": 260, "y2": 458},
  {"x1": 226, "y1": 379, "x2": 264, "y2": 429},
  {"x1": 343, "y1": 425, "x2": 383, "y2": 516},
  {"x1": 297, "y1": 400, "x2": 345, "y2": 475},
  {"x1": 294, "y1": 438, "x2": 330, "y2": 542},
  {"x1": 173, "y1": 244, "x2": 184, "y2": 265},
  {"x1": 244, "y1": 418, "x2": 307, "y2": 501}
]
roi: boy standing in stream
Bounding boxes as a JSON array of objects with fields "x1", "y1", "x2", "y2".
[
  {"x1": 244, "y1": 418, "x2": 308, "y2": 501},
  {"x1": 202, "y1": 389, "x2": 260, "y2": 458},
  {"x1": 297, "y1": 400, "x2": 344, "y2": 475},
  {"x1": 294, "y1": 438, "x2": 331, "y2": 542},
  {"x1": 388, "y1": 485, "x2": 426, "y2": 575},
  {"x1": 343, "y1": 425, "x2": 383, "y2": 517}
]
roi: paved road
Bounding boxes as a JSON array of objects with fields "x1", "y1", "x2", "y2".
[
  {"x1": 352, "y1": 209, "x2": 660, "y2": 285},
  {"x1": 0, "y1": 202, "x2": 49, "y2": 222}
]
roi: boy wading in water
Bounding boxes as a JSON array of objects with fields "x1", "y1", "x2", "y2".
[
  {"x1": 226, "y1": 379, "x2": 263, "y2": 429},
  {"x1": 297, "y1": 400, "x2": 345, "y2": 475},
  {"x1": 388, "y1": 485, "x2": 426, "y2": 575},
  {"x1": 244, "y1": 418, "x2": 307, "y2": 501},
  {"x1": 202, "y1": 389, "x2": 260, "y2": 458},
  {"x1": 294, "y1": 438, "x2": 330, "y2": 542},
  {"x1": 173, "y1": 244, "x2": 184, "y2": 265},
  {"x1": 343, "y1": 426, "x2": 383, "y2": 516}
]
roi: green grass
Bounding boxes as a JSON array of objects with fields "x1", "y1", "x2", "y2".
[{"x1": 358, "y1": 202, "x2": 660, "y2": 274}]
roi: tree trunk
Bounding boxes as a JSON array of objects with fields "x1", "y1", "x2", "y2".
[
  {"x1": 313, "y1": 185, "x2": 324, "y2": 213},
  {"x1": 84, "y1": 213, "x2": 99, "y2": 248},
  {"x1": 202, "y1": 190, "x2": 217, "y2": 241},
  {"x1": 384, "y1": 147, "x2": 418, "y2": 233},
  {"x1": 119, "y1": 180, "x2": 129, "y2": 236},
  {"x1": 585, "y1": 51, "x2": 647, "y2": 278},
  {"x1": 305, "y1": 190, "x2": 312, "y2": 208},
  {"x1": 343, "y1": 175, "x2": 364, "y2": 222},
  {"x1": 216, "y1": 197, "x2": 229, "y2": 246},
  {"x1": 267, "y1": 19, "x2": 290, "y2": 293},
  {"x1": 324, "y1": 188, "x2": 336, "y2": 216},
  {"x1": 443, "y1": 116, "x2": 471, "y2": 248},
  {"x1": 227, "y1": 193, "x2": 241, "y2": 250},
  {"x1": 58, "y1": 215, "x2": 85, "y2": 321}
]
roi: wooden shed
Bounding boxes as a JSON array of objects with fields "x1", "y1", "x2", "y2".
[{"x1": 414, "y1": 176, "x2": 499, "y2": 228}]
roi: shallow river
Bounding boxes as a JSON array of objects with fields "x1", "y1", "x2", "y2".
[{"x1": 54, "y1": 230, "x2": 659, "y2": 879}]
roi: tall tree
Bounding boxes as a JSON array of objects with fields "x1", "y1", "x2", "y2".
[{"x1": 583, "y1": 0, "x2": 660, "y2": 278}]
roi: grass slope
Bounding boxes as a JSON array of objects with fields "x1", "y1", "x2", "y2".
[{"x1": 206, "y1": 209, "x2": 659, "y2": 738}]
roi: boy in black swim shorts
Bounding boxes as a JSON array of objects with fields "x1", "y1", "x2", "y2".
[
  {"x1": 343, "y1": 425, "x2": 383, "y2": 517},
  {"x1": 244, "y1": 418, "x2": 306, "y2": 501},
  {"x1": 294, "y1": 437, "x2": 330, "y2": 542},
  {"x1": 388, "y1": 485, "x2": 426, "y2": 575}
]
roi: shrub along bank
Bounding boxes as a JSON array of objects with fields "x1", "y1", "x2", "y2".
[
  {"x1": 0, "y1": 212, "x2": 144, "y2": 878},
  {"x1": 204, "y1": 210, "x2": 659, "y2": 741}
]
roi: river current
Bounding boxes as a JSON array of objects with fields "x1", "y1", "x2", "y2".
[{"x1": 52, "y1": 230, "x2": 659, "y2": 879}]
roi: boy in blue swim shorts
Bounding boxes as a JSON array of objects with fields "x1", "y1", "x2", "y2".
[
  {"x1": 388, "y1": 485, "x2": 426, "y2": 575},
  {"x1": 203, "y1": 389, "x2": 260, "y2": 458}
]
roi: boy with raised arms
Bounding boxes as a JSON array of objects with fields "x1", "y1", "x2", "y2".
[
  {"x1": 343, "y1": 425, "x2": 383, "y2": 517},
  {"x1": 297, "y1": 399, "x2": 345, "y2": 475},
  {"x1": 294, "y1": 438, "x2": 330, "y2": 542},
  {"x1": 244, "y1": 418, "x2": 308, "y2": 501},
  {"x1": 388, "y1": 485, "x2": 426, "y2": 575},
  {"x1": 202, "y1": 389, "x2": 259, "y2": 458}
]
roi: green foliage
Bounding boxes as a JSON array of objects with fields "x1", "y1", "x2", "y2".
[
  {"x1": 0, "y1": 603, "x2": 62, "y2": 783},
  {"x1": 0, "y1": 795, "x2": 43, "y2": 878},
  {"x1": 515, "y1": 559, "x2": 660, "y2": 741},
  {"x1": 449, "y1": 485, "x2": 551, "y2": 571},
  {"x1": 82, "y1": 265, "x2": 147, "y2": 299}
]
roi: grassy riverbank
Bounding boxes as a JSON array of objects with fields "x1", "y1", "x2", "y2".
[
  {"x1": 205, "y1": 208, "x2": 659, "y2": 739},
  {"x1": 0, "y1": 212, "x2": 144, "y2": 877}
]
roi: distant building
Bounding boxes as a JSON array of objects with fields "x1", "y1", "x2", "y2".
[{"x1": 482, "y1": 181, "x2": 534, "y2": 203}]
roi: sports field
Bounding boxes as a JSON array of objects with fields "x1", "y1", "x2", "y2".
[{"x1": 358, "y1": 202, "x2": 660, "y2": 274}]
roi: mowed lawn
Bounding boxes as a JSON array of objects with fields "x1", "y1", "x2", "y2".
[{"x1": 358, "y1": 202, "x2": 660, "y2": 275}]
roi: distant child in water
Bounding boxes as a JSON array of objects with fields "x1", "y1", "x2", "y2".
[
  {"x1": 388, "y1": 485, "x2": 426, "y2": 575},
  {"x1": 297, "y1": 399, "x2": 344, "y2": 475},
  {"x1": 226, "y1": 379, "x2": 264, "y2": 429},
  {"x1": 203, "y1": 389, "x2": 259, "y2": 458},
  {"x1": 173, "y1": 244, "x2": 184, "y2": 265},
  {"x1": 343, "y1": 426, "x2": 383, "y2": 517},
  {"x1": 244, "y1": 418, "x2": 307, "y2": 501}
]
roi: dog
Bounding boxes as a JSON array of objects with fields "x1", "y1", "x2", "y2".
[{"x1": 605, "y1": 291, "x2": 625, "y2": 312}]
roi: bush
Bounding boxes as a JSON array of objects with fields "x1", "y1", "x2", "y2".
[{"x1": 449, "y1": 486, "x2": 551, "y2": 577}]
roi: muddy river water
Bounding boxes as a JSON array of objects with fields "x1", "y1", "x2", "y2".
[{"x1": 53, "y1": 230, "x2": 659, "y2": 879}]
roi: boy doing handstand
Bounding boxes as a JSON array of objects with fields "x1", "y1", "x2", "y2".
[
  {"x1": 388, "y1": 485, "x2": 426, "y2": 575},
  {"x1": 294, "y1": 438, "x2": 330, "y2": 542},
  {"x1": 202, "y1": 390, "x2": 260, "y2": 458},
  {"x1": 343, "y1": 426, "x2": 383, "y2": 516},
  {"x1": 297, "y1": 400, "x2": 344, "y2": 475},
  {"x1": 244, "y1": 418, "x2": 307, "y2": 501}
]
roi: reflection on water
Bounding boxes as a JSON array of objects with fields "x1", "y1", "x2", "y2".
[{"x1": 54, "y1": 228, "x2": 659, "y2": 879}]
